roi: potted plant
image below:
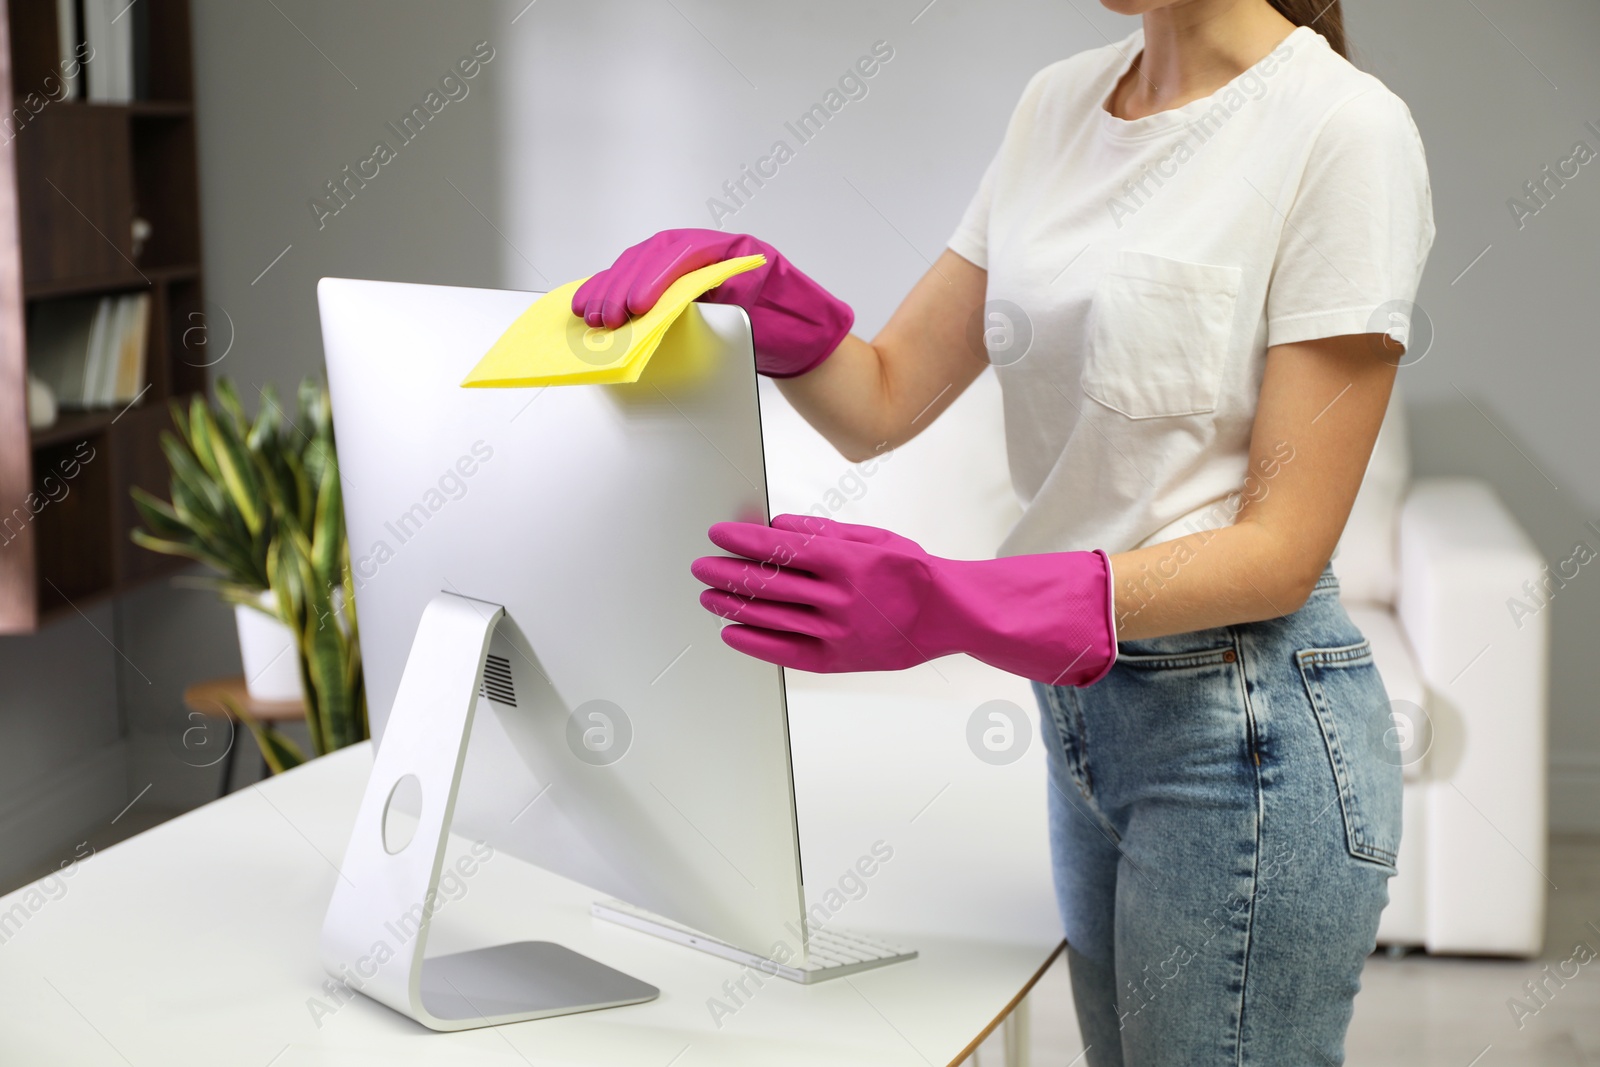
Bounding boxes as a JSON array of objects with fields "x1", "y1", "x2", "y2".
[{"x1": 130, "y1": 378, "x2": 367, "y2": 772}]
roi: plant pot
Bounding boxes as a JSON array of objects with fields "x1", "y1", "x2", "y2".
[{"x1": 235, "y1": 592, "x2": 304, "y2": 703}]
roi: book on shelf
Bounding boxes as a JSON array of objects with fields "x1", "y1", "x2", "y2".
[
  {"x1": 27, "y1": 293, "x2": 151, "y2": 411},
  {"x1": 81, "y1": 295, "x2": 112, "y2": 404},
  {"x1": 74, "y1": 0, "x2": 151, "y2": 104},
  {"x1": 113, "y1": 294, "x2": 150, "y2": 403},
  {"x1": 55, "y1": 0, "x2": 81, "y2": 101},
  {"x1": 90, "y1": 295, "x2": 127, "y2": 404}
]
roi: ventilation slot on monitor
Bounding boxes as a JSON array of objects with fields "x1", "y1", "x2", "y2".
[{"x1": 478, "y1": 654, "x2": 517, "y2": 707}]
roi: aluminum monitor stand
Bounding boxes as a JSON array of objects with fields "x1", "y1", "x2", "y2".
[{"x1": 319, "y1": 592, "x2": 658, "y2": 1031}]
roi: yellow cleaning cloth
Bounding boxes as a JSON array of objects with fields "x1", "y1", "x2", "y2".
[{"x1": 461, "y1": 254, "x2": 766, "y2": 388}]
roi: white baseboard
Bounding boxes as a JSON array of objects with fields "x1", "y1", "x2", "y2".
[
  {"x1": 1550, "y1": 754, "x2": 1600, "y2": 835},
  {"x1": 0, "y1": 740, "x2": 129, "y2": 890}
]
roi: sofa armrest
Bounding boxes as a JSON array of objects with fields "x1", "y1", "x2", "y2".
[{"x1": 1396, "y1": 477, "x2": 1549, "y2": 956}]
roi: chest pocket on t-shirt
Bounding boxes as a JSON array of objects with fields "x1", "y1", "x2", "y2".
[{"x1": 1081, "y1": 251, "x2": 1242, "y2": 419}]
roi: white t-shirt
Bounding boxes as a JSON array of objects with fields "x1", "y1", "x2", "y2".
[{"x1": 947, "y1": 25, "x2": 1435, "y2": 557}]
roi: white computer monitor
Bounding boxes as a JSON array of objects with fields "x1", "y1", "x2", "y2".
[{"x1": 316, "y1": 279, "x2": 809, "y2": 1002}]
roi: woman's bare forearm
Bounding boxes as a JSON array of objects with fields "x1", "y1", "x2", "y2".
[
  {"x1": 1109, "y1": 333, "x2": 1399, "y2": 640},
  {"x1": 775, "y1": 250, "x2": 989, "y2": 462},
  {"x1": 1110, "y1": 520, "x2": 1310, "y2": 639}
]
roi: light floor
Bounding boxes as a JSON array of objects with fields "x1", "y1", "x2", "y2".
[{"x1": 968, "y1": 834, "x2": 1600, "y2": 1066}]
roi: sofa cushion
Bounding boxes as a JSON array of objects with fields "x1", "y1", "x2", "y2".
[
  {"x1": 758, "y1": 371, "x2": 1022, "y2": 561},
  {"x1": 1344, "y1": 604, "x2": 1428, "y2": 782}
]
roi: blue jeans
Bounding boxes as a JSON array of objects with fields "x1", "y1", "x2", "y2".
[{"x1": 1033, "y1": 565, "x2": 1401, "y2": 1066}]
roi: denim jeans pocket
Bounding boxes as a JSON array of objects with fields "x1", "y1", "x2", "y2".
[
  {"x1": 1296, "y1": 640, "x2": 1402, "y2": 870},
  {"x1": 1114, "y1": 626, "x2": 1237, "y2": 671},
  {"x1": 1115, "y1": 645, "x2": 1237, "y2": 671}
]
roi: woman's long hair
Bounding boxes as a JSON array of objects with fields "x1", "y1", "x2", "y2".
[{"x1": 1267, "y1": 0, "x2": 1347, "y2": 58}]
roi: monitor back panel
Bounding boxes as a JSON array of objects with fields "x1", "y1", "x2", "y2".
[{"x1": 318, "y1": 278, "x2": 804, "y2": 957}]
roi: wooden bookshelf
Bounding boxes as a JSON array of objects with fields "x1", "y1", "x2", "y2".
[{"x1": 0, "y1": 0, "x2": 204, "y2": 634}]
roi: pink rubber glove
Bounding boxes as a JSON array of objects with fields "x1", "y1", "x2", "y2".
[
  {"x1": 690, "y1": 515, "x2": 1117, "y2": 686},
  {"x1": 570, "y1": 229, "x2": 854, "y2": 378}
]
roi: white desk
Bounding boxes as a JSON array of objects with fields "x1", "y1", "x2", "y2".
[{"x1": 0, "y1": 660, "x2": 1064, "y2": 1065}]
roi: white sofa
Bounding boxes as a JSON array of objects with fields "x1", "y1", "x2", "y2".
[
  {"x1": 760, "y1": 372, "x2": 1549, "y2": 958},
  {"x1": 1339, "y1": 397, "x2": 1548, "y2": 958}
]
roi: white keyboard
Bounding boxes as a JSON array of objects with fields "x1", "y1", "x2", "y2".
[{"x1": 591, "y1": 898, "x2": 917, "y2": 984}]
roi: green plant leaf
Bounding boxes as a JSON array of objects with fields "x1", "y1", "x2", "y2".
[
  {"x1": 215, "y1": 378, "x2": 251, "y2": 440},
  {"x1": 172, "y1": 577, "x2": 266, "y2": 609},
  {"x1": 136, "y1": 377, "x2": 368, "y2": 763},
  {"x1": 129, "y1": 487, "x2": 192, "y2": 541},
  {"x1": 131, "y1": 531, "x2": 258, "y2": 591},
  {"x1": 257, "y1": 728, "x2": 306, "y2": 774},
  {"x1": 249, "y1": 384, "x2": 282, "y2": 452},
  {"x1": 299, "y1": 377, "x2": 327, "y2": 437},
  {"x1": 186, "y1": 394, "x2": 224, "y2": 484},
  {"x1": 284, "y1": 449, "x2": 313, "y2": 532},
  {"x1": 160, "y1": 428, "x2": 228, "y2": 519},
  {"x1": 304, "y1": 614, "x2": 349, "y2": 753},
  {"x1": 311, "y1": 459, "x2": 341, "y2": 581},
  {"x1": 268, "y1": 533, "x2": 306, "y2": 619},
  {"x1": 129, "y1": 529, "x2": 208, "y2": 564},
  {"x1": 167, "y1": 397, "x2": 198, "y2": 456},
  {"x1": 202, "y1": 405, "x2": 265, "y2": 536},
  {"x1": 164, "y1": 480, "x2": 261, "y2": 584},
  {"x1": 166, "y1": 478, "x2": 223, "y2": 539},
  {"x1": 253, "y1": 446, "x2": 291, "y2": 527}
]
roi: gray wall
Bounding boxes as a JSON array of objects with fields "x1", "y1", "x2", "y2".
[{"x1": 1, "y1": 0, "x2": 1594, "y2": 877}]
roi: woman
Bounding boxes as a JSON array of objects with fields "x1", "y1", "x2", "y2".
[{"x1": 573, "y1": 0, "x2": 1434, "y2": 1062}]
